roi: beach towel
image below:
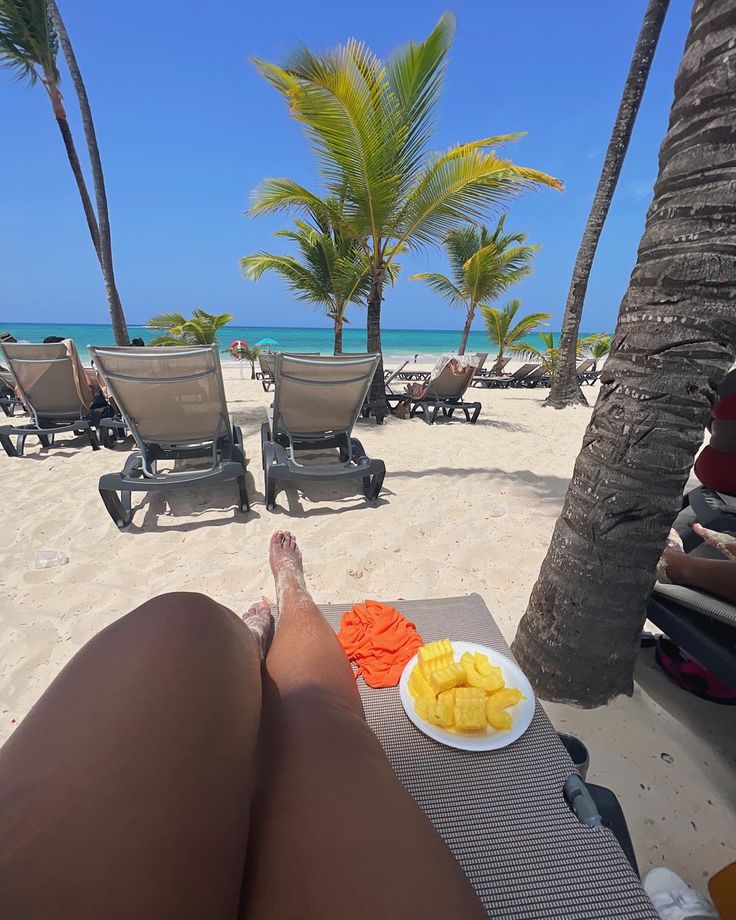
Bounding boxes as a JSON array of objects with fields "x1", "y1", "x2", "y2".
[{"x1": 337, "y1": 600, "x2": 424, "y2": 688}]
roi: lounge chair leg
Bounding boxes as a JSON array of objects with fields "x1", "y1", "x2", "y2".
[
  {"x1": 0, "y1": 432, "x2": 18, "y2": 457},
  {"x1": 16, "y1": 434, "x2": 27, "y2": 456},
  {"x1": 237, "y1": 474, "x2": 250, "y2": 513},
  {"x1": 86, "y1": 427, "x2": 101, "y2": 451},
  {"x1": 38, "y1": 433, "x2": 52, "y2": 450},
  {"x1": 100, "y1": 487, "x2": 131, "y2": 529},
  {"x1": 471, "y1": 404, "x2": 481, "y2": 424},
  {"x1": 265, "y1": 472, "x2": 277, "y2": 512},
  {"x1": 428, "y1": 405, "x2": 440, "y2": 425}
]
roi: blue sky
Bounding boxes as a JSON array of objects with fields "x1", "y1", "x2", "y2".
[{"x1": 0, "y1": 0, "x2": 691, "y2": 331}]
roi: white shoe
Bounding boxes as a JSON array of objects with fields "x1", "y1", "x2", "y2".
[{"x1": 643, "y1": 868, "x2": 718, "y2": 919}]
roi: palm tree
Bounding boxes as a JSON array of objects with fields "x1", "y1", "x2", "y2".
[
  {"x1": 228, "y1": 342, "x2": 261, "y2": 379},
  {"x1": 545, "y1": 0, "x2": 670, "y2": 409},
  {"x1": 585, "y1": 333, "x2": 613, "y2": 371},
  {"x1": 517, "y1": 331, "x2": 592, "y2": 377},
  {"x1": 241, "y1": 217, "x2": 374, "y2": 355},
  {"x1": 0, "y1": 0, "x2": 129, "y2": 344},
  {"x1": 46, "y1": 0, "x2": 129, "y2": 345},
  {"x1": 410, "y1": 216, "x2": 538, "y2": 355},
  {"x1": 250, "y1": 14, "x2": 561, "y2": 409},
  {"x1": 511, "y1": 0, "x2": 736, "y2": 706},
  {"x1": 480, "y1": 300, "x2": 551, "y2": 373},
  {"x1": 147, "y1": 309, "x2": 233, "y2": 346}
]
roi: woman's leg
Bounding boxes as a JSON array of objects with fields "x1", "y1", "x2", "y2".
[
  {"x1": 242, "y1": 532, "x2": 486, "y2": 920},
  {"x1": 0, "y1": 592, "x2": 265, "y2": 920}
]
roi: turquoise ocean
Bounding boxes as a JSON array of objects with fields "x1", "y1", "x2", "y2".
[{"x1": 0, "y1": 323, "x2": 594, "y2": 363}]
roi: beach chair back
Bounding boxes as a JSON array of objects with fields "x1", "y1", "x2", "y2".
[
  {"x1": 576, "y1": 358, "x2": 594, "y2": 375},
  {"x1": 508, "y1": 362, "x2": 538, "y2": 382},
  {"x1": 384, "y1": 360, "x2": 409, "y2": 387},
  {"x1": 258, "y1": 353, "x2": 275, "y2": 378},
  {"x1": 473, "y1": 353, "x2": 489, "y2": 372},
  {"x1": 273, "y1": 353, "x2": 379, "y2": 440},
  {"x1": 424, "y1": 363, "x2": 476, "y2": 399},
  {"x1": 0, "y1": 342, "x2": 91, "y2": 421},
  {"x1": 89, "y1": 345, "x2": 230, "y2": 447},
  {"x1": 525, "y1": 364, "x2": 550, "y2": 383}
]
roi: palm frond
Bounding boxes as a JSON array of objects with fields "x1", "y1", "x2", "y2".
[
  {"x1": 408, "y1": 271, "x2": 466, "y2": 307},
  {"x1": 0, "y1": 0, "x2": 58, "y2": 85}
]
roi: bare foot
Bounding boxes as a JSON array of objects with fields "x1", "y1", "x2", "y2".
[
  {"x1": 693, "y1": 523, "x2": 736, "y2": 560},
  {"x1": 269, "y1": 531, "x2": 307, "y2": 607},
  {"x1": 242, "y1": 597, "x2": 274, "y2": 660}
]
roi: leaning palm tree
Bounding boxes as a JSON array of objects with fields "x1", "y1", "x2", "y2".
[
  {"x1": 545, "y1": 0, "x2": 670, "y2": 408},
  {"x1": 410, "y1": 215, "x2": 538, "y2": 355},
  {"x1": 46, "y1": 0, "x2": 128, "y2": 345},
  {"x1": 241, "y1": 217, "x2": 374, "y2": 355},
  {"x1": 250, "y1": 14, "x2": 561, "y2": 408},
  {"x1": 480, "y1": 300, "x2": 551, "y2": 373},
  {"x1": 147, "y1": 309, "x2": 233, "y2": 346},
  {"x1": 0, "y1": 0, "x2": 129, "y2": 344},
  {"x1": 511, "y1": 0, "x2": 736, "y2": 706}
]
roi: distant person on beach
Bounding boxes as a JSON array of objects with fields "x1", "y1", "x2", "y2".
[
  {"x1": 42, "y1": 335, "x2": 65, "y2": 344},
  {"x1": 131, "y1": 337, "x2": 145, "y2": 346},
  {"x1": 0, "y1": 532, "x2": 486, "y2": 920}
]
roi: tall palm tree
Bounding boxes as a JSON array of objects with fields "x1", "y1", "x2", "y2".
[
  {"x1": 0, "y1": 0, "x2": 129, "y2": 344},
  {"x1": 410, "y1": 215, "x2": 538, "y2": 355},
  {"x1": 250, "y1": 14, "x2": 561, "y2": 408},
  {"x1": 241, "y1": 218, "x2": 375, "y2": 355},
  {"x1": 511, "y1": 0, "x2": 736, "y2": 706},
  {"x1": 147, "y1": 309, "x2": 233, "y2": 346},
  {"x1": 545, "y1": 0, "x2": 669, "y2": 409},
  {"x1": 480, "y1": 299, "x2": 551, "y2": 373},
  {"x1": 46, "y1": 0, "x2": 129, "y2": 345}
]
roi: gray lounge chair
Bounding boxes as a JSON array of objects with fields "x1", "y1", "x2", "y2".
[
  {"x1": 472, "y1": 361, "x2": 537, "y2": 389},
  {"x1": 262, "y1": 352, "x2": 386, "y2": 511},
  {"x1": 383, "y1": 359, "x2": 409, "y2": 386},
  {"x1": 258, "y1": 352, "x2": 319, "y2": 391},
  {"x1": 474, "y1": 354, "x2": 508, "y2": 380},
  {"x1": 396, "y1": 363, "x2": 482, "y2": 424},
  {"x1": 0, "y1": 342, "x2": 100, "y2": 456},
  {"x1": 317, "y1": 594, "x2": 657, "y2": 919},
  {"x1": 90, "y1": 345, "x2": 249, "y2": 528},
  {"x1": 520, "y1": 363, "x2": 551, "y2": 388},
  {"x1": 575, "y1": 358, "x2": 597, "y2": 384}
]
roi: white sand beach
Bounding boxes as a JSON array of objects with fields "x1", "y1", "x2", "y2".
[{"x1": 1, "y1": 368, "x2": 734, "y2": 890}]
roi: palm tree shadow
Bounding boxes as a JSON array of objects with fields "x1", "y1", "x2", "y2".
[{"x1": 389, "y1": 466, "x2": 570, "y2": 504}]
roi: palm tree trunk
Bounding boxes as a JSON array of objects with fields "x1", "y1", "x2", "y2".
[
  {"x1": 512, "y1": 0, "x2": 736, "y2": 706},
  {"x1": 366, "y1": 266, "x2": 386, "y2": 405},
  {"x1": 333, "y1": 317, "x2": 343, "y2": 355},
  {"x1": 44, "y1": 80, "x2": 100, "y2": 256},
  {"x1": 545, "y1": 0, "x2": 669, "y2": 410},
  {"x1": 458, "y1": 303, "x2": 476, "y2": 355},
  {"x1": 46, "y1": 0, "x2": 130, "y2": 346}
]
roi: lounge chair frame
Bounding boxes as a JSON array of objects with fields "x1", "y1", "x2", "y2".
[
  {"x1": 262, "y1": 353, "x2": 386, "y2": 511},
  {"x1": 0, "y1": 344, "x2": 100, "y2": 456},
  {"x1": 390, "y1": 364, "x2": 481, "y2": 424},
  {"x1": 90, "y1": 345, "x2": 249, "y2": 528}
]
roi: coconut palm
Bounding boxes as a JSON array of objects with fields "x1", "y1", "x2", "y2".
[
  {"x1": 242, "y1": 218, "x2": 375, "y2": 355},
  {"x1": 480, "y1": 299, "x2": 551, "y2": 373},
  {"x1": 250, "y1": 13, "x2": 561, "y2": 408},
  {"x1": 410, "y1": 216, "x2": 538, "y2": 356},
  {"x1": 147, "y1": 309, "x2": 233, "y2": 347},
  {"x1": 511, "y1": 0, "x2": 736, "y2": 705},
  {"x1": 585, "y1": 333, "x2": 613, "y2": 371},
  {"x1": 0, "y1": 0, "x2": 129, "y2": 344},
  {"x1": 546, "y1": 0, "x2": 670, "y2": 408},
  {"x1": 228, "y1": 342, "x2": 261, "y2": 379}
]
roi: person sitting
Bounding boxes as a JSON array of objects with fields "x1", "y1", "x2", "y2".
[
  {"x1": 693, "y1": 367, "x2": 736, "y2": 496},
  {"x1": 660, "y1": 522, "x2": 736, "y2": 605},
  {"x1": 404, "y1": 354, "x2": 476, "y2": 399},
  {"x1": 0, "y1": 532, "x2": 486, "y2": 920}
]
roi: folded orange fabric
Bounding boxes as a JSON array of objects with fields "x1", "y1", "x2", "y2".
[{"x1": 337, "y1": 599, "x2": 424, "y2": 688}]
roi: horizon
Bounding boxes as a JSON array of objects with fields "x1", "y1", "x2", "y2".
[{"x1": 0, "y1": 1, "x2": 692, "y2": 332}]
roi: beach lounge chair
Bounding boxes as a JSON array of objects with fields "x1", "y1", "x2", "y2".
[
  {"x1": 258, "y1": 352, "x2": 319, "y2": 392},
  {"x1": 383, "y1": 359, "x2": 409, "y2": 384},
  {"x1": 520, "y1": 363, "x2": 552, "y2": 388},
  {"x1": 89, "y1": 345, "x2": 249, "y2": 528},
  {"x1": 473, "y1": 361, "x2": 537, "y2": 389},
  {"x1": 318, "y1": 594, "x2": 658, "y2": 919},
  {"x1": 262, "y1": 352, "x2": 386, "y2": 511},
  {"x1": 397, "y1": 365, "x2": 431, "y2": 381},
  {"x1": 474, "y1": 354, "x2": 508, "y2": 380},
  {"x1": 0, "y1": 342, "x2": 100, "y2": 456},
  {"x1": 396, "y1": 363, "x2": 481, "y2": 424},
  {"x1": 575, "y1": 358, "x2": 597, "y2": 384}
]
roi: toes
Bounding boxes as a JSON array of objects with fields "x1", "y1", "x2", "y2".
[{"x1": 270, "y1": 531, "x2": 284, "y2": 549}]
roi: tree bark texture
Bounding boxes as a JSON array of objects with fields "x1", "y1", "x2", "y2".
[
  {"x1": 512, "y1": 0, "x2": 736, "y2": 706},
  {"x1": 545, "y1": 0, "x2": 670, "y2": 409},
  {"x1": 47, "y1": 0, "x2": 130, "y2": 345},
  {"x1": 333, "y1": 316, "x2": 343, "y2": 354},
  {"x1": 458, "y1": 303, "x2": 476, "y2": 356},
  {"x1": 367, "y1": 268, "x2": 386, "y2": 404}
]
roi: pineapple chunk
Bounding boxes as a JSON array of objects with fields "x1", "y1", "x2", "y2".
[
  {"x1": 461, "y1": 652, "x2": 504, "y2": 692},
  {"x1": 454, "y1": 687, "x2": 487, "y2": 731},
  {"x1": 418, "y1": 639, "x2": 454, "y2": 679},
  {"x1": 485, "y1": 702, "x2": 513, "y2": 731},
  {"x1": 415, "y1": 697, "x2": 433, "y2": 722},
  {"x1": 408, "y1": 666, "x2": 436, "y2": 703},
  {"x1": 435, "y1": 689, "x2": 456, "y2": 728},
  {"x1": 474, "y1": 653, "x2": 495, "y2": 676},
  {"x1": 488, "y1": 687, "x2": 524, "y2": 710},
  {"x1": 428, "y1": 663, "x2": 467, "y2": 694}
]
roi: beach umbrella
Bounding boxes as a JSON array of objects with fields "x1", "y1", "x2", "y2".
[{"x1": 255, "y1": 337, "x2": 279, "y2": 352}]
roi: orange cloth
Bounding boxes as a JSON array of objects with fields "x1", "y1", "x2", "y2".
[{"x1": 337, "y1": 600, "x2": 424, "y2": 688}]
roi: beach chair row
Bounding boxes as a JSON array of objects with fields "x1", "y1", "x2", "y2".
[
  {"x1": 0, "y1": 343, "x2": 385, "y2": 528},
  {"x1": 471, "y1": 357, "x2": 600, "y2": 389}
]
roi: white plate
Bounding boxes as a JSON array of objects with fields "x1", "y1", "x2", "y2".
[{"x1": 398, "y1": 640, "x2": 535, "y2": 751}]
